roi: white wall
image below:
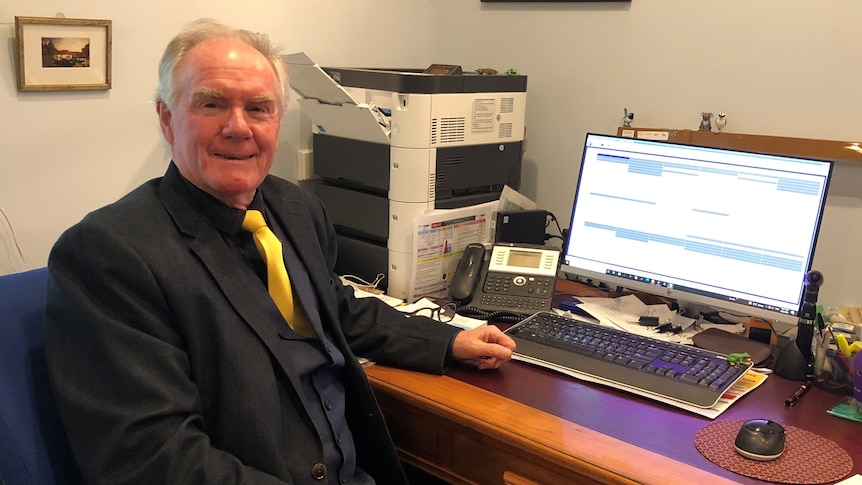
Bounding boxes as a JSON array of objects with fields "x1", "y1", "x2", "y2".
[
  {"x1": 0, "y1": 0, "x2": 432, "y2": 273},
  {"x1": 3, "y1": 0, "x2": 861, "y2": 309},
  {"x1": 429, "y1": 0, "x2": 862, "y2": 309}
]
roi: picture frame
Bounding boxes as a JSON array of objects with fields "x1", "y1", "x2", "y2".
[{"x1": 15, "y1": 16, "x2": 112, "y2": 91}]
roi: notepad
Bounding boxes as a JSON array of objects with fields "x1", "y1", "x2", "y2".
[{"x1": 827, "y1": 397, "x2": 862, "y2": 422}]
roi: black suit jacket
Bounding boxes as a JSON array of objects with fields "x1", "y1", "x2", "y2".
[{"x1": 45, "y1": 164, "x2": 461, "y2": 484}]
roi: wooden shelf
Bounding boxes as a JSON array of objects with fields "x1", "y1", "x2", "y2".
[{"x1": 617, "y1": 127, "x2": 862, "y2": 164}]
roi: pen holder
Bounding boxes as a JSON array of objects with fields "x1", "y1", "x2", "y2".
[{"x1": 813, "y1": 337, "x2": 854, "y2": 395}]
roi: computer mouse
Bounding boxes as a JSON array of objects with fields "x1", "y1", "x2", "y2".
[{"x1": 734, "y1": 419, "x2": 786, "y2": 461}]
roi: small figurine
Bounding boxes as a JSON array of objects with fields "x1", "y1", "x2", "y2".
[
  {"x1": 475, "y1": 68, "x2": 498, "y2": 75},
  {"x1": 727, "y1": 352, "x2": 752, "y2": 366},
  {"x1": 505, "y1": 68, "x2": 519, "y2": 76},
  {"x1": 621, "y1": 108, "x2": 635, "y2": 128},
  {"x1": 699, "y1": 112, "x2": 713, "y2": 132},
  {"x1": 714, "y1": 112, "x2": 727, "y2": 133}
]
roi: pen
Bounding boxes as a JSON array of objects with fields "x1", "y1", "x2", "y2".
[{"x1": 785, "y1": 380, "x2": 813, "y2": 407}]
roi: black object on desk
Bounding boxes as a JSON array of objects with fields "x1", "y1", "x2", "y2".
[
  {"x1": 691, "y1": 328, "x2": 772, "y2": 366},
  {"x1": 774, "y1": 270, "x2": 823, "y2": 382},
  {"x1": 784, "y1": 380, "x2": 813, "y2": 407}
]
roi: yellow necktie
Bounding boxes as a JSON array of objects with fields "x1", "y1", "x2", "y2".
[{"x1": 242, "y1": 210, "x2": 314, "y2": 338}]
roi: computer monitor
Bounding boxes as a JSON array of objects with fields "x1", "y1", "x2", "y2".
[{"x1": 561, "y1": 133, "x2": 833, "y2": 326}]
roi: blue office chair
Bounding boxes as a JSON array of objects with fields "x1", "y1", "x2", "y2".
[{"x1": 0, "y1": 267, "x2": 81, "y2": 485}]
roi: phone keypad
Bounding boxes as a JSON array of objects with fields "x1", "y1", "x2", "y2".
[
  {"x1": 484, "y1": 274, "x2": 553, "y2": 298},
  {"x1": 479, "y1": 295, "x2": 547, "y2": 311}
]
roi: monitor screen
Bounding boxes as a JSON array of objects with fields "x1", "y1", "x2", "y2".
[{"x1": 561, "y1": 133, "x2": 833, "y2": 326}]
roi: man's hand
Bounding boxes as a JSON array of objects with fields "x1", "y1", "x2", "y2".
[{"x1": 452, "y1": 326, "x2": 516, "y2": 370}]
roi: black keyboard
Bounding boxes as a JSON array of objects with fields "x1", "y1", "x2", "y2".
[{"x1": 504, "y1": 312, "x2": 752, "y2": 408}]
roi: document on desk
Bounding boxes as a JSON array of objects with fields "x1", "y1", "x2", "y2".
[
  {"x1": 409, "y1": 201, "x2": 497, "y2": 302},
  {"x1": 408, "y1": 186, "x2": 537, "y2": 302},
  {"x1": 686, "y1": 369, "x2": 769, "y2": 419},
  {"x1": 497, "y1": 184, "x2": 538, "y2": 212},
  {"x1": 575, "y1": 294, "x2": 698, "y2": 344}
]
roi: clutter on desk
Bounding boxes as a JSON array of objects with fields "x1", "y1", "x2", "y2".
[
  {"x1": 827, "y1": 346, "x2": 862, "y2": 422},
  {"x1": 814, "y1": 327, "x2": 855, "y2": 395},
  {"x1": 566, "y1": 293, "x2": 702, "y2": 344},
  {"x1": 397, "y1": 298, "x2": 487, "y2": 330},
  {"x1": 340, "y1": 273, "x2": 386, "y2": 295},
  {"x1": 556, "y1": 298, "x2": 599, "y2": 323},
  {"x1": 408, "y1": 186, "x2": 539, "y2": 304}
]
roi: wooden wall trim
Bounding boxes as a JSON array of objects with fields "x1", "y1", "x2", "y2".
[{"x1": 616, "y1": 127, "x2": 862, "y2": 164}]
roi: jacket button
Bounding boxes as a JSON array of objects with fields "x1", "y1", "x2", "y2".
[{"x1": 311, "y1": 463, "x2": 326, "y2": 480}]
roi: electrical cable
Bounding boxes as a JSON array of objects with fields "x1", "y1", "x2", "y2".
[
  {"x1": 455, "y1": 306, "x2": 531, "y2": 324},
  {"x1": 543, "y1": 212, "x2": 567, "y2": 245}
]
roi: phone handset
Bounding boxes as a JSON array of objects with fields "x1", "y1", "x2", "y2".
[{"x1": 450, "y1": 243, "x2": 486, "y2": 304}]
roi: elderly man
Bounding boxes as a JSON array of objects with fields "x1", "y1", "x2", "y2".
[{"x1": 45, "y1": 18, "x2": 515, "y2": 485}]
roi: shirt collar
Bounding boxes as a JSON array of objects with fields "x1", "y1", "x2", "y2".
[{"x1": 177, "y1": 166, "x2": 264, "y2": 236}]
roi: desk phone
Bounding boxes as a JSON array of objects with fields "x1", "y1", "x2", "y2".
[{"x1": 450, "y1": 243, "x2": 559, "y2": 317}]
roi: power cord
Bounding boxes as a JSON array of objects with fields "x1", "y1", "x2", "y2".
[
  {"x1": 543, "y1": 211, "x2": 567, "y2": 245},
  {"x1": 455, "y1": 306, "x2": 531, "y2": 324}
]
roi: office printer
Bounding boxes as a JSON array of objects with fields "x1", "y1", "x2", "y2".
[{"x1": 283, "y1": 53, "x2": 527, "y2": 300}]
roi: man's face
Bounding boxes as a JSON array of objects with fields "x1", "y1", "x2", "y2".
[{"x1": 157, "y1": 37, "x2": 281, "y2": 209}]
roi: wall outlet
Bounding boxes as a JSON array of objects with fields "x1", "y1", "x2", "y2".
[{"x1": 297, "y1": 149, "x2": 314, "y2": 181}]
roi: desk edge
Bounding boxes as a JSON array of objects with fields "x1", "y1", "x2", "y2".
[{"x1": 366, "y1": 364, "x2": 739, "y2": 485}]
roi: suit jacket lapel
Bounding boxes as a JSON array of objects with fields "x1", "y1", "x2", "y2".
[
  {"x1": 260, "y1": 182, "x2": 340, "y2": 330},
  {"x1": 155, "y1": 166, "x2": 306, "y2": 393}
]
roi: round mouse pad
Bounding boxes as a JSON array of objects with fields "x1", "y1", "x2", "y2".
[{"x1": 694, "y1": 419, "x2": 853, "y2": 484}]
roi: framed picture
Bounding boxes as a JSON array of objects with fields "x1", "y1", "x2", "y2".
[{"x1": 15, "y1": 16, "x2": 112, "y2": 91}]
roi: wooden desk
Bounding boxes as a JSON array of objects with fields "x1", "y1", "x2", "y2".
[
  {"x1": 367, "y1": 365, "x2": 739, "y2": 485},
  {"x1": 365, "y1": 280, "x2": 860, "y2": 485}
]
